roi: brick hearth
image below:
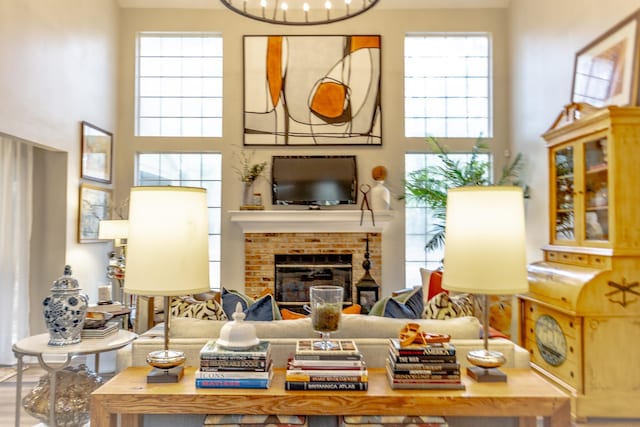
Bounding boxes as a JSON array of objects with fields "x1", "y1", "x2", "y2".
[{"x1": 244, "y1": 232, "x2": 381, "y2": 300}]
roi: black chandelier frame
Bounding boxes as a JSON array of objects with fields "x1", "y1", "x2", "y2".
[{"x1": 219, "y1": 0, "x2": 381, "y2": 26}]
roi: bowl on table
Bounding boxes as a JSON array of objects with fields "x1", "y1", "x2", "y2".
[{"x1": 84, "y1": 311, "x2": 114, "y2": 329}]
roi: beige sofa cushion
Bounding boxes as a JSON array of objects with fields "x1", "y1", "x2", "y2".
[{"x1": 169, "y1": 314, "x2": 481, "y2": 340}]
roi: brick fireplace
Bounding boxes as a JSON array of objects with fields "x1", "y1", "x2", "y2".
[
  {"x1": 230, "y1": 210, "x2": 395, "y2": 301},
  {"x1": 244, "y1": 232, "x2": 381, "y2": 301}
]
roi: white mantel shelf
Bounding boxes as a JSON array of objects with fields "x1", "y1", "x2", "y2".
[{"x1": 229, "y1": 210, "x2": 396, "y2": 233}]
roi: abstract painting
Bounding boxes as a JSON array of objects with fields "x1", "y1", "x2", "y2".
[{"x1": 244, "y1": 35, "x2": 382, "y2": 146}]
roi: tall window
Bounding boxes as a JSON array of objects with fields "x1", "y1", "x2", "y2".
[
  {"x1": 136, "y1": 32, "x2": 223, "y2": 137},
  {"x1": 405, "y1": 33, "x2": 491, "y2": 138},
  {"x1": 136, "y1": 153, "x2": 222, "y2": 288},
  {"x1": 404, "y1": 152, "x2": 491, "y2": 286}
]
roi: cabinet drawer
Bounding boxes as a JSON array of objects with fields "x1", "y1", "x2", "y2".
[
  {"x1": 522, "y1": 301, "x2": 581, "y2": 389},
  {"x1": 545, "y1": 250, "x2": 611, "y2": 268},
  {"x1": 588, "y1": 254, "x2": 611, "y2": 269},
  {"x1": 547, "y1": 251, "x2": 590, "y2": 266}
]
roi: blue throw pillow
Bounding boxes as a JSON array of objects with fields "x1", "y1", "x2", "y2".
[
  {"x1": 221, "y1": 288, "x2": 282, "y2": 321},
  {"x1": 369, "y1": 287, "x2": 424, "y2": 319}
]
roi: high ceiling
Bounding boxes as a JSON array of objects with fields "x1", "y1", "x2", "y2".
[{"x1": 118, "y1": 0, "x2": 510, "y2": 9}]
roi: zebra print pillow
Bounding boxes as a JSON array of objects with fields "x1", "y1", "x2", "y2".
[
  {"x1": 171, "y1": 296, "x2": 227, "y2": 320},
  {"x1": 423, "y1": 292, "x2": 474, "y2": 320}
]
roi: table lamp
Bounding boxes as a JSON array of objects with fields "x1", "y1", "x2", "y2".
[
  {"x1": 124, "y1": 186, "x2": 210, "y2": 383},
  {"x1": 442, "y1": 186, "x2": 528, "y2": 382},
  {"x1": 98, "y1": 219, "x2": 129, "y2": 248}
]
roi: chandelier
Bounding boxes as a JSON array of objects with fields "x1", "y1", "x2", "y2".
[{"x1": 220, "y1": 0, "x2": 380, "y2": 26}]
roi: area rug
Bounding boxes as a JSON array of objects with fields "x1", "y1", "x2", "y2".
[{"x1": 0, "y1": 366, "x2": 28, "y2": 383}]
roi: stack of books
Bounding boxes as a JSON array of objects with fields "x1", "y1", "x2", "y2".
[
  {"x1": 195, "y1": 340, "x2": 273, "y2": 389},
  {"x1": 285, "y1": 339, "x2": 368, "y2": 391},
  {"x1": 386, "y1": 338, "x2": 465, "y2": 390},
  {"x1": 81, "y1": 321, "x2": 119, "y2": 339}
]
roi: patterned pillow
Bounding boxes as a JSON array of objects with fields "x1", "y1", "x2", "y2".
[
  {"x1": 221, "y1": 288, "x2": 282, "y2": 321},
  {"x1": 423, "y1": 291, "x2": 474, "y2": 320},
  {"x1": 368, "y1": 287, "x2": 424, "y2": 319},
  {"x1": 171, "y1": 296, "x2": 227, "y2": 320}
]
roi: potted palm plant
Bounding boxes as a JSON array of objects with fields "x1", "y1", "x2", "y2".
[{"x1": 403, "y1": 137, "x2": 526, "y2": 253}]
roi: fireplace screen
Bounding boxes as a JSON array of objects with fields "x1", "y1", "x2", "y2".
[{"x1": 275, "y1": 254, "x2": 352, "y2": 312}]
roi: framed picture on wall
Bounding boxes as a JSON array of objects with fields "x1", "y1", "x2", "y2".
[
  {"x1": 571, "y1": 10, "x2": 640, "y2": 107},
  {"x1": 81, "y1": 121, "x2": 113, "y2": 183},
  {"x1": 243, "y1": 35, "x2": 382, "y2": 146},
  {"x1": 78, "y1": 183, "x2": 112, "y2": 243}
]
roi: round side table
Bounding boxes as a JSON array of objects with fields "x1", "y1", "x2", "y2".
[{"x1": 12, "y1": 329, "x2": 137, "y2": 427}]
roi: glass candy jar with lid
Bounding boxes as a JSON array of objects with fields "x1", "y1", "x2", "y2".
[{"x1": 42, "y1": 265, "x2": 89, "y2": 345}]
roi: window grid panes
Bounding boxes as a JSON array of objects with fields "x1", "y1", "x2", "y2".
[
  {"x1": 405, "y1": 152, "x2": 491, "y2": 287},
  {"x1": 405, "y1": 34, "x2": 492, "y2": 138},
  {"x1": 136, "y1": 32, "x2": 223, "y2": 137},
  {"x1": 136, "y1": 153, "x2": 222, "y2": 288}
]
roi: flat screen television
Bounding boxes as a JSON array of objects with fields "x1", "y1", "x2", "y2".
[{"x1": 271, "y1": 155, "x2": 357, "y2": 206}]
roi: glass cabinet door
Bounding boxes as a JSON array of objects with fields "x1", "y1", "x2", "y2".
[
  {"x1": 553, "y1": 146, "x2": 575, "y2": 241},
  {"x1": 583, "y1": 137, "x2": 609, "y2": 242}
]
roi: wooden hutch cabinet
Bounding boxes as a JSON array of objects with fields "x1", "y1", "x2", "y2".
[{"x1": 518, "y1": 104, "x2": 640, "y2": 420}]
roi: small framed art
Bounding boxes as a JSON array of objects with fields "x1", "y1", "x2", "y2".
[
  {"x1": 571, "y1": 10, "x2": 640, "y2": 107},
  {"x1": 78, "y1": 183, "x2": 112, "y2": 243},
  {"x1": 81, "y1": 121, "x2": 113, "y2": 183}
]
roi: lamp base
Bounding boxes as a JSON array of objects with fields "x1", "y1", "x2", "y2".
[
  {"x1": 466, "y1": 366, "x2": 507, "y2": 383},
  {"x1": 146, "y1": 349, "x2": 186, "y2": 383},
  {"x1": 147, "y1": 366, "x2": 184, "y2": 383}
]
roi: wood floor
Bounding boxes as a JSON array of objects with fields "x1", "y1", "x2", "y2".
[
  {"x1": 0, "y1": 365, "x2": 639, "y2": 426},
  {"x1": 0, "y1": 365, "x2": 57, "y2": 426}
]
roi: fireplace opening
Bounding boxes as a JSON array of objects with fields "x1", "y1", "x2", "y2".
[{"x1": 275, "y1": 254, "x2": 352, "y2": 313}]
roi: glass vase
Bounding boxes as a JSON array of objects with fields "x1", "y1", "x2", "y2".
[{"x1": 310, "y1": 285, "x2": 343, "y2": 350}]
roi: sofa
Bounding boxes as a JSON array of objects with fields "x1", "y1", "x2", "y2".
[
  {"x1": 115, "y1": 314, "x2": 530, "y2": 427},
  {"x1": 118, "y1": 315, "x2": 528, "y2": 370}
]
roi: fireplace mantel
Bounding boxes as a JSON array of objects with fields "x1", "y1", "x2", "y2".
[{"x1": 229, "y1": 210, "x2": 395, "y2": 233}]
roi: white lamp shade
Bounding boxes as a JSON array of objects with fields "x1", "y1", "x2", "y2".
[
  {"x1": 124, "y1": 186, "x2": 210, "y2": 296},
  {"x1": 442, "y1": 186, "x2": 528, "y2": 295},
  {"x1": 98, "y1": 219, "x2": 129, "y2": 240}
]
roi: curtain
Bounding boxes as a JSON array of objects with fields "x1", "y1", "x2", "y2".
[{"x1": 0, "y1": 135, "x2": 33, "y2": 365}]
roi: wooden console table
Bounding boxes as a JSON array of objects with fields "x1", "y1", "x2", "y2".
[{"x1": 91, "y1": 367, "x2": 569, "y2": 427}]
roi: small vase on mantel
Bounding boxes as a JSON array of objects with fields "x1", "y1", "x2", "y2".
[
  {"x1": 241, "y1": 181, "x2": 265, "y2": 210},
  {"x1": 242, "y1": 181, "x2": 255, "y2": 206},
  {"x1": 370, "y1": 165, "x2": 391, "y2": 211},
  {"x1": 42, "y1": 265, "x2": 89, "y2": 346}
]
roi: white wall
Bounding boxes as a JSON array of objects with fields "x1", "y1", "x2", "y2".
[
  {"x1": 116, "y1": 6, "x2": 511, "y2": 296},
  {"x1": 2, "y1": 0, "x2": 636, "y2": 324},
  {"x1": 508, "y1": 0, "x2": 640, "y2": 263},
  {"x1": 0, "y1": 0, "x2": 119, "y2": 333}
]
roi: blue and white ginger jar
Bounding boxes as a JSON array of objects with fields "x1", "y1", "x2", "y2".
[{"x1": 43, "y1": 265, "x2": 88, "y2": 346}]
